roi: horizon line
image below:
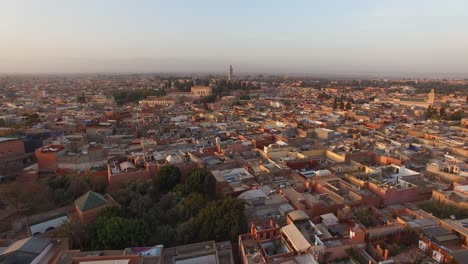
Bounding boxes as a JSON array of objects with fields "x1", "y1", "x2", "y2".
[{"x1": 1, "y1": 71, "x2": 468, "y2": 80}]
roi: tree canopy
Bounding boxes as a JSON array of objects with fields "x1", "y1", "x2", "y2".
[
  {"x1": 185, "y1": 168, "x2": 211, "y2": 194},
  {"x1": 60, "y1": 166, "x2": 245, "y2": 251},
  {"x1": 193, "y1": 198, "x2": 246, "y2": 242},
  {"x1": 155, "y1": 165, "x2": 182, "y2": 193},
  {"x1": 113, "y1": 88, "x2": 166, "y2": 105},
  {"x1": 89, "y1": 215, "x2": 150, "y2": 250}
]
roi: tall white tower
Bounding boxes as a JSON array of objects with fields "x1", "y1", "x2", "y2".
[{"x1": 228, "y1": 64, "x2": 233, "y2": 81}]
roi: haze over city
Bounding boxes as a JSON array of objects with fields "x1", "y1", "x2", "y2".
[
  {"x1": 1, "y1": 1, "x2": 468, "y2": 264},
  {"x1": 1, "y1": 0, "x2": 468, "y2": 76}
]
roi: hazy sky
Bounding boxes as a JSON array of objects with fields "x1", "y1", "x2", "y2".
[{"x1": 1, "y1": 0, "x2": 468, "y2": 75}]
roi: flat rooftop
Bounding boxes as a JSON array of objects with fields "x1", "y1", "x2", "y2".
[
  {"x1": 282, "y1": 224, "x2": 311, "y2": 252},
  {"x1": 163, "y1": 241, "x2": 233, "y2": 264}
]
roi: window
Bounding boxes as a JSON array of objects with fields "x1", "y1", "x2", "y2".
[
  {"x1": 418, "y1": 240, "x2": 428, "y2": 252},
  {"x1": 432, "y1": 250, "x2": 444, "y2": 263}
]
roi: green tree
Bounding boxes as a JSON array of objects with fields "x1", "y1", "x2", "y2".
[
  {"x1": 52, "y1": 189, "x2": 71, "y2": 206},
  {"x1": 200, "y1": 94, "x2": 216, "y2": 103},
  {"x1": 113, "y1": 89, "x2": 166, "y2": 105},
  {"x1": 155, "y1": 224, "x2": 176, "y2": 247},
  {"x1": 97, "y1": 206, "x2": 123, "y2": 218},
  {"x1": 155, "y1": 165, "x2": 181, "y2": 192},
  {"x1": 178, "y1": 192, "x2": 206, "y2": 219},
  {"x1": 48, "y1": 175, "x2": 70, "y2": 190},
  {"x1": 193, "y1": 198, "x2": 246, "y2": 242},
  {"x1": 128, "y1": 192, "x2": 153, "y2": 218},
  {"x1": 176, "y1": 219, "x2": 196, "y2": 244},
  {"x1": 185, "y1": 168, "x2": 211, "y2": 195},
  {"x1": 89, "y1": 216, "x2": 150, "y2": 250},
  {"x1": 112, "y1": 181, "x2": 156, "y2": 217},
  {"x1": 47, "y1": 174, "x2": 72, "y2": 206}
]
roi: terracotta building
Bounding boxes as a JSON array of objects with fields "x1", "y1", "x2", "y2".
[
  {"x1": 74, "y1": 191, "x2": 119, "y2": 222},
  {"x1": 35, "y1": 144, "x2": 65, "y2": 174}
]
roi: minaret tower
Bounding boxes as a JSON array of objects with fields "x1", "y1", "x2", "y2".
[
  {"x1": 228, "y1": 64, "x2": 233, "y2": 81},
  {"x1": 427, "y1": 89, "x2": 435, "y2": 105}
]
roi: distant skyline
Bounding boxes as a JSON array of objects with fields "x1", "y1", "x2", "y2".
[{"x1": 1, "y1": 0, "x2": 468, "y2": 76}]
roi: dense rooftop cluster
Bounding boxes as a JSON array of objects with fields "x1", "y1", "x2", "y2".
[{"x1": 0, "y1": 73, "x2": 467, "y2": 264}]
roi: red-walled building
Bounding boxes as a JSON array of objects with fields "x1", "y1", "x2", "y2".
[
  {"x1": 0, "y1": 137, "x2": 28, "y2": 179},
  {"x1": 35, "y1": 144, "x2": 65, "y2": 174}
]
